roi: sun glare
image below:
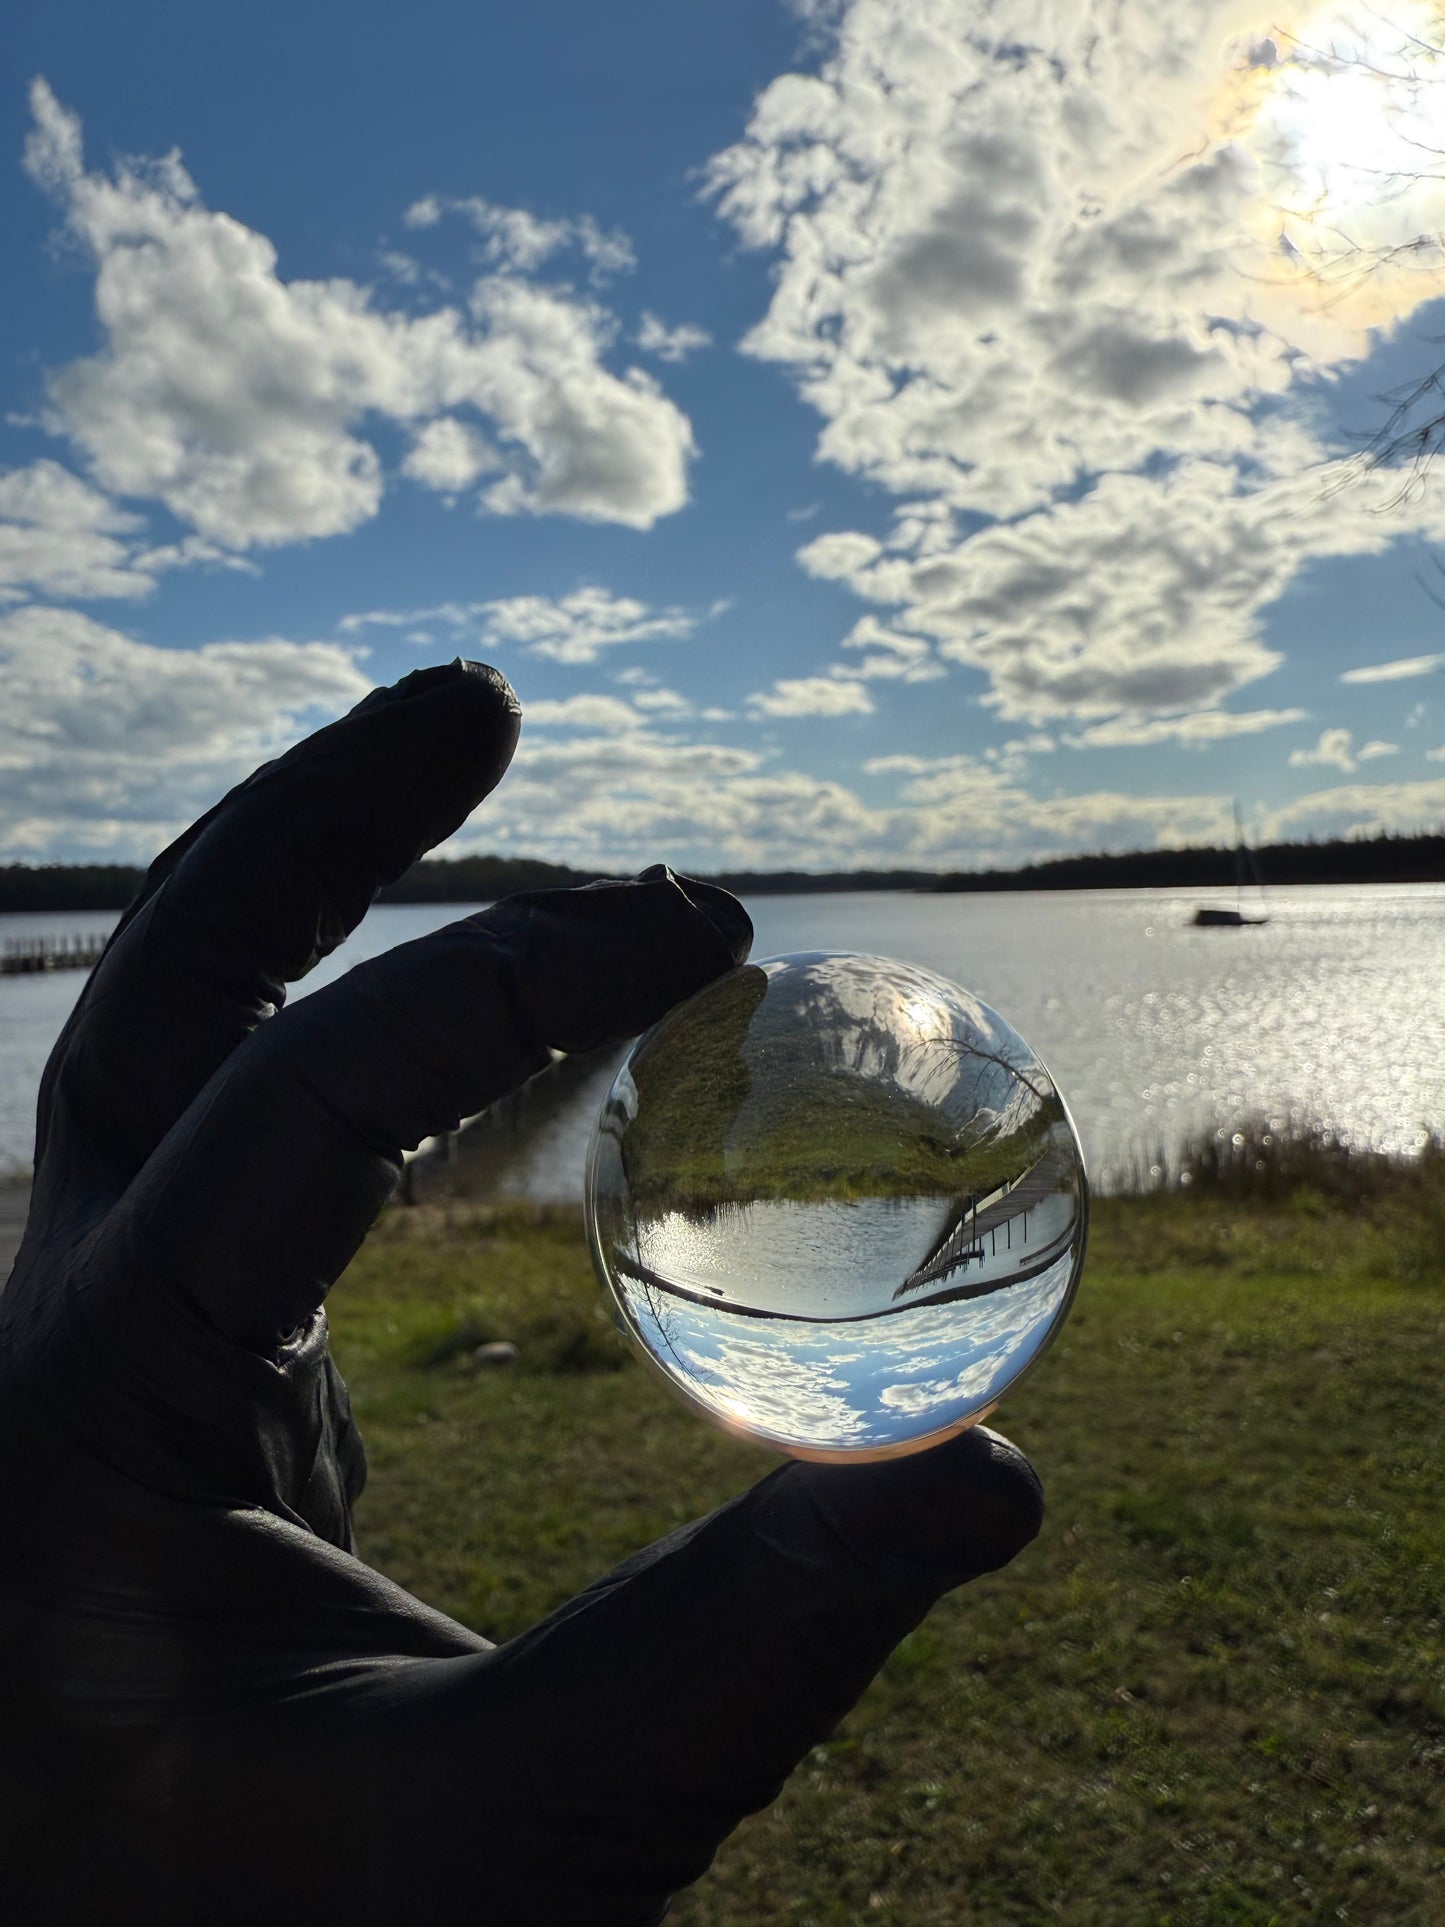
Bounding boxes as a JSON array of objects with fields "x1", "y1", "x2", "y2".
[
  {"x1": 1220, "y1": 2, "x2": 1445, "y2": 345},
  {"x1": 1258, "y1": 3, "x2": 1445, "y2": 227}
]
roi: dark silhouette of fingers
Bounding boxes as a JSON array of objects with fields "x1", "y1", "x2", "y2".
[
  {"x1": 119, "y1": 869, "x2": 752, "y2": 1347},
  {"x1": 32, "y1": 661, "x2": 520, "y2": 1206}
]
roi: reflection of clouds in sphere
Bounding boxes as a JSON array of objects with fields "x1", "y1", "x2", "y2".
[
  {"x1": 688, "y1": 1335, "x2": 872, "y2": 1447},
  {"x1": 875, "y1": 1260, "x2": 1071, "y2": 1418},
  {"x1": 626, "y1": 1283, "x2": 875, "y2": 1447},
  {"x1": 880, "y1": 1352, "x2": 1010, "y2": 1417},
  {"x1": 587, "y1": 952, "x2": 1087, "y2": 1460}
]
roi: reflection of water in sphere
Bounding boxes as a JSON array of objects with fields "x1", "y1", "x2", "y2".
[{"x1": 585, "y1": 952, "x2": 1088, "y2": 1460}]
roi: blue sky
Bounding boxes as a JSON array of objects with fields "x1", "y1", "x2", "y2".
[{"x1": 3, "y1": 0, "x2": 1445, "y2": 874}]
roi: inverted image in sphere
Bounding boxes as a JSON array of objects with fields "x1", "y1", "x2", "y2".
[{"x1": 585, "y1": 951, "x2": 1087, "y2": 1460}]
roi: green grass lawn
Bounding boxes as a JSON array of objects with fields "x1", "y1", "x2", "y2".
[{"x1": 327, "y1": 1172, "x2": 1444, "y2": 1925}]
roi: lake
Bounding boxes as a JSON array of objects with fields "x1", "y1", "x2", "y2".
[{"x1": 3, "y1": 883, "x2": 1443, "y2": 1190}]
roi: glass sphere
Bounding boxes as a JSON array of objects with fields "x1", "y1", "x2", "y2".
[{"x1": 585, "y1": 951, "x2": 1087, "y2": 1460}]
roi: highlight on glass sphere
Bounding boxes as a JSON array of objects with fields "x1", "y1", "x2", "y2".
[{"x1": 585, "y1": 951, "x2": 1087, "y2": 1461}]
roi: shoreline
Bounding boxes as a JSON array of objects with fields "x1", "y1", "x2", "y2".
[{"x1": 3, "y1": 828, "x2": 1443, "y2": 914}]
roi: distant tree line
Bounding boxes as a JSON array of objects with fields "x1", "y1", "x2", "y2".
[
  {"x1": 0, "y1": 854, "x2": 594, "y2": 914},
  {"x1": 694, "y1": 868, "x2": 942, "y2": 895},
  {"x1": 0, "y1": 864, "x2": 147, "y2": 912},
  {"x1": 2, "y1": 829, "x2": 1440, "y2": 913},
  {"x1": 380, "y1": 859, "x2": 944, "y2": 898},
  {"x1": 376, "y1": 854, "x2": 594, "y2": 901},
  {"x1": 930, "y1": 831, "x2": 1445, "y2": 893}
]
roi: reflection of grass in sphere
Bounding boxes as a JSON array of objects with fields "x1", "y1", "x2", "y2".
[
  {"x1": 620, "y1": 957, "x2": 1063, "y2": 1214},
  {"x1": 586, "y1": 953, "x2": 1088, "y2": 1460}
]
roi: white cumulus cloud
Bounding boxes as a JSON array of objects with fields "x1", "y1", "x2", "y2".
[
  {"x1": 1067, "y1": 707, "x2": 1308, "y2": 749},
  {"x1": 1261, "y1": 774, "x2": 1445, "y2": 840},
  {"x1": 0, "y1": 605, "x2": 370, "y2": 859},
  {"x1": 748, "y1": 676, "x2": 875, "y2": 717},
  {"x1": 706, "y1": 2, "x2": 1445, "y2": 731},
  {"x1": 1340, "y1": 651, "x2": 1445, "y2": 683},
  {"x1": 404, "y1": 193, "x2": 635, "y2": 280},
  {"x1": 636, "y1": 313, "x2": 713, "y2": 362},
  {"x1": 335, "y1": 587, "x2": 702, "y2": 664},
  {"x1": 0, "y1": 459, "x2": 152, "y2": 603},
  {"x1": 476, "y1": 587, "x2": 699, "y2": 665},
  {"x1": 1289, "y1": 726, "x2": 1360, "y2": 771},
  {"x1": 833, "y1": 615, "x2": 942, "y2": 682},
  {"x1": 401, "y1": 418, "x2": 500, "y2": 491},
  {"x1": 1284, "y1": 727, "x2": 1407, "y2": 773},
  {"x1": 22, "y1": 81, "x2": 694, "y2": 548},
  {"x1": 1290, "y1": 727, "x2": 1358, "y2": 771},
  {"x1": 522, "y1": 694, "x2": 645, "y2": 732},
  {"x1": 629, "y1": 686, "x2": 691, "y2": 713}
]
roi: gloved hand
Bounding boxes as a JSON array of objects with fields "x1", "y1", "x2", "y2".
[{"x1": 0, "y1": 660, "x2": 1043, "y2": 1927}]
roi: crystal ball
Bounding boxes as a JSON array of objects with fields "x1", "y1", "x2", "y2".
[{"x1": 585, "y1": 951, "x2": 1087, "y2": 1460}]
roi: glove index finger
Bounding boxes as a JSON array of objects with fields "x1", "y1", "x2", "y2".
[
  {"x1": 31, "y1": 660, "x2": 521, "y2": 1200},
  {"x1": 165, "y1": 658, "x2": 523, "y2": 979},
  {"x1": 522, "y1": 866, "x2": 754, "y2": 1053}
]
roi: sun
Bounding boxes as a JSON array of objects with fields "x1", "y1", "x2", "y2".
[
  {"x1": 1256, "y1": 2, "x2": 1445, "y2": 231},
  {"x1": 1217, "y1": 2, "x2": 1445, "y2": 345}
]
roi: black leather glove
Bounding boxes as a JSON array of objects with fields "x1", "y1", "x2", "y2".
[{"x1": 0, "y1": 660, "x2": 1042, "y2": 1927}]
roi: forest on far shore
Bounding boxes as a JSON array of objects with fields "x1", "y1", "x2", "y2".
[{"x1": 1, "y1": 828, "x2": 1440, "y2": 913}]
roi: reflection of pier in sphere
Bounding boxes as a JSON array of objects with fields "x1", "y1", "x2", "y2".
[{"x1": 893, "y1": 1142, "x2": 1081, "y2": 1305}]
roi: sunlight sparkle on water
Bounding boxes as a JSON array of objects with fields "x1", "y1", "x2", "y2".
[{"x1": 585, "y1": 952, "x2": 1088, "y2": 1460}]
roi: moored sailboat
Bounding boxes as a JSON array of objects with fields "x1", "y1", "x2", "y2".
[{"x1": 1190, "y1": 805, "x2": 1268, "y2": 927}]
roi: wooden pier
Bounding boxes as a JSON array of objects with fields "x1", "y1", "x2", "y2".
[{"x1": 1, "y1": 933, "x2": 110, "y2": 975}]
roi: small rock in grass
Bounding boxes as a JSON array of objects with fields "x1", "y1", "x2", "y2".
[{"x1": 470, "y1": 1340, "x2": 520, "y2": 1370}]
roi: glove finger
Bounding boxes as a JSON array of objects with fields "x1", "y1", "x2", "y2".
[
  {"x1": 31, "y1": 661, "x2": 520, "y2": 1208},
  {"x1": 797, "y1": 1423, "x2": 1045, "y2": 1580},
  {"x1": 119, "y1": 869, "x2": 752, "y2": 1348}
]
